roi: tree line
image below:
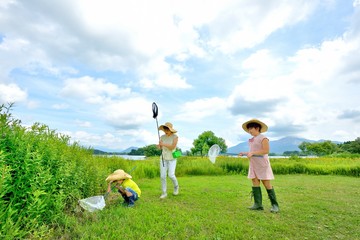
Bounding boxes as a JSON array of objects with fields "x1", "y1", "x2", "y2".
[{"x1": 283, "y1": 138, "x2": 360, "y2": 156}]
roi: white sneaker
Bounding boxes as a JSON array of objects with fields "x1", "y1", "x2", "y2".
[
  {"x1": 160, "y1": 193, "x2": 167, "y2": 199},
  {"x1": 173, "y1": 186, "x2": 179, "y2": 195}
]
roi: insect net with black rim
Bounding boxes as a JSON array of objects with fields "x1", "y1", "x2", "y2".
[{"x1": 152, "y1": 102, "x2": 164, "y2": 166}]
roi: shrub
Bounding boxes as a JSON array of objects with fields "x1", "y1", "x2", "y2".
[{"x1": 0, "y1": 104, "x2": 101, "y2": 239}]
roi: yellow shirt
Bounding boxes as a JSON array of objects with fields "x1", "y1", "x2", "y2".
[{"x1": 122, "y1": 179, "x2": 141, "y2": 197}]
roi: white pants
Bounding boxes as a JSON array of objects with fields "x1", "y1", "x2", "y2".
[{"x1": 160, "y1": 159, "x2": 178, "y2": 193}]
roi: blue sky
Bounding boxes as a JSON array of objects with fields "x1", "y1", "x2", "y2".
[{"x1": 1, "y1": 0, "x2": 360, "y2": 152}]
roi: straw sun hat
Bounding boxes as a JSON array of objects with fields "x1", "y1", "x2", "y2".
[
  {"x1": 158, "y1": 122, "x2": 177, "y2": 133},
  {"x1": 242, "y1": 119, "x2": 268, "y2": 133},
  {"x1": 105, "y1": 169, "x2": 132, "y2": 182}
]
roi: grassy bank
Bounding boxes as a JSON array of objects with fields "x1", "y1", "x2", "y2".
[
  {"x1": 98, "y1": 155, "x2": 360, "y2": 180},
  {"x1": 58, "y1": 174, "x2": 360, "y2": 240}
]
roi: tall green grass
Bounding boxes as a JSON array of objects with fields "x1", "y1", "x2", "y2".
[
  {"x1": 270, "y1": 156, "x2": 360, "y2": 176},
  {"x1": 139, "y1": 155, "x2": 360, "y2": 178}
]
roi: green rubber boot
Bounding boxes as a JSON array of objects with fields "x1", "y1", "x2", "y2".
[
  {"x1": 248, "y1": 186, "x2": 264, "y2": 210},
  {"x1": 267, "y1": 188, "x2": 280, "y2": 213}
]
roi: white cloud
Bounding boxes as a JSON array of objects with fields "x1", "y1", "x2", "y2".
[
  {"x1": 226, "y1": 21, "x2": 360, "y2": 142},
  {"x1": 64, "y1": 130, "x2": 122, "y2": 150},
  {"x1": 61, "y1": 76, "x2": 132, "y2": 104},
  {"x1": 101, "y1": 97, "x2": 152, "y2": 129},
  {"x1": 52, "y1": 103, "x2": 69, "y2": 110},
  {"x1": 75, "y1": 120, "x2": 92, "y2": 128},
  {"x1": 207, "y1": 1, "x2": 319, "y2": 53},
  {"x1": 0, "y1": 37, "x2": 30, "y2": 82},
  {"x1": 63, "y1": 128, "x2": 159, "y2": 151},
  {"x1": 25, "y1": 100, "x2": 40, "y2": 109},
  {"x1": 116, "y1": 128, "x2": 159, "y2": 148},
  {"x1": 138, "y1": 58, "x2": 192, "y2": 89},
  {"x1": 227, "y1": 50, "x2": 290, "y2": 110},
  {"x1": 0, "y1": 83, "x2": 27, "y2": 103},
  {"x1": 175, "y1": 97, "x2": 227, "y2": 122},
  {"x1": 0, "y1": 0, "x2": 321, "y2": 80},
  {"x1": 0, "y1": 0, "x2": 16, "y2": 8}
]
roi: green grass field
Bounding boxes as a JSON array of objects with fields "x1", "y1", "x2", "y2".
[{"x1": 59, "y1": 174, "x2": 360, "y2": 240}]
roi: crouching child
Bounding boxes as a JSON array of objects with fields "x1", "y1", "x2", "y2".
[{"x1": 106, "y1": 169, "x2": 141, "y2": 207}]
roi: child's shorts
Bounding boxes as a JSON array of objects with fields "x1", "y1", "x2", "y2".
[{"x1": 125, "y1": 187, "x2": 139, "y2": 202}]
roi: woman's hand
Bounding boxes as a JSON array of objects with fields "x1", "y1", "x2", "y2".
[{"x1": 238, "y1": 152, "x2": 253, "y2": 158}]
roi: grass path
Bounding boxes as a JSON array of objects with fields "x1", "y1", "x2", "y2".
[{"x1": 67, "y1": 175, "x2": 360, "y2": 240}]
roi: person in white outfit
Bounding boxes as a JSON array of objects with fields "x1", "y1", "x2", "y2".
[{"x1": 157, "y1": 122, "x2": 179, "y2": 199}]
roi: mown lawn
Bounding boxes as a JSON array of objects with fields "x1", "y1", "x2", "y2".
[{"x1": 58, "y1": 174, "x2": 360, "y2": 240}]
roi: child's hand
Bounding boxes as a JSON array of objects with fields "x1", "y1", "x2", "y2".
[
  {"x1": 107, "y1": 182, "x2": 112, "y2": 192},
  {"x1": 247, "y1": 152, "x2": 254, "y2": 158}
]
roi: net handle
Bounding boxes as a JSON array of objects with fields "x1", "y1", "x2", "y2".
[{"x1": 152, "y1": 102, "x2": 164, "y2": 166}]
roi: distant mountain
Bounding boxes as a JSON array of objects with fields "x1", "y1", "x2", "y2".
[
  {"x1": 93, "y1": 146, "x2": 138, "y2": 155},
  {"x1": 93, "y1": 149, "x2": 108, "y2": 155},
  {"x1": 227, "y1": 136, "x2": 339, "y2": 155},
  {"x1": 121, "y1": 146, "x2": 138, "y2": 154}
]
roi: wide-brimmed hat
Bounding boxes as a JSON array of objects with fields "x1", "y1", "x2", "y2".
[
  {"x1": 242, "y1": 119, "x2": 268, "y2": 133},
  {"x1": 105, "y1": 169, "x2": 132, "y2": 182},
  {"x1": 158, "y1": 122, "x2": 177, "y2": 133}
]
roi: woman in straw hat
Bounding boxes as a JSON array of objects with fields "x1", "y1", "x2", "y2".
[
  {"x1": 106, "y1": 169, "x2": 141, "y2": 207},
  {"x1": 239, "y1": 119, "x2": 279, "y2": 213},
  {"x1": 157, "y1": 122, "x2": 179, "y2": 199}
]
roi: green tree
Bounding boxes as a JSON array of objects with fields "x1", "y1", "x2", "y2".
[
  {"x1": 298, "y1": 141, "x2": 339, "y2": 156},
  {"x1": 191, "y1": 131, "x2": 227, "y2": 156},
  {"x1": 299, "y1": 142, "x2": 311, "y2": 154},
  {"x1": 283, "y1": 151, "x2": 300, "y2": 156},
  {"x1": 339, "y1": 137, "x2": 360, "y2": 154},
  {"x1": 142, "y1": 144, "x2": 162, "y2": 157},
  {"x1": 202, "y1": 142, "x2": 209, "y2": 156},
  {"x1": 128, "y1": 148, "x2": 144, "y2": 155}
]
